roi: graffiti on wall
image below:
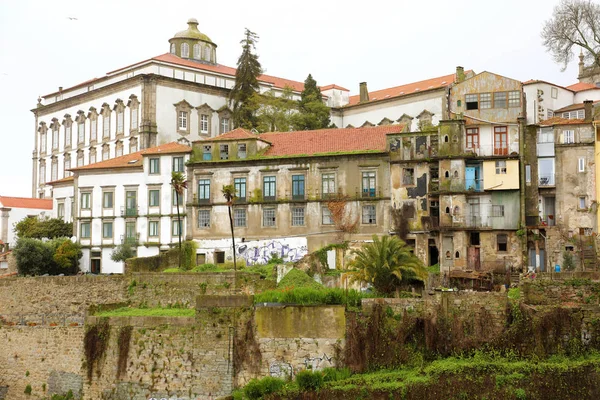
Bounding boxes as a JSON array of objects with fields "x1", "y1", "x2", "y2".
[
  {"x1": 304, "y1": 353, "x2": 334, "y2": 371},
  {"x1": 269, "y1": 361, "x2": 293, "y2": 379},
  {"x1": 237, "y1": 239, "x2": 308, "y2": 265}
]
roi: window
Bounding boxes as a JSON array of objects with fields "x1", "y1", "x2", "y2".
[
  {"x1": 538, "y1": 128, "x2": 554, "y2": 143},
  {"x1": 52, "y1": 128, "x2": 59, "y2": 149},
  {"x1": 197, "y1": 209, "x2": 211, "y2": 228},
  {"x1": 172, "y1": 219, "x2": 182, "y2": 236},
  {"x1": 579, "y1": 197, "x2": 587, "y2": 209},
  {"x1": 263, "y1": 207, "x2": 276, "y2": 227},
  {"x1": 90, "y1": 118, "x2": 97, "y2": 141},
  {"x1": 234, "y1": 208, "x2": 246, "y2": 227},
  {"x1": 193, "y1": 44, "x2": 201, "y2": 59},
  {"x1": 172, "y1": 156, "x2": 184, "y2": 173},
  {"x1": 221, "y1": 117, "x2": 230, "y2": 133},
  {"x1": 508, "y1": 91, "x2": 520, "y2": 107},
  {"x1": 200, "y1": 114, "x2": 209, "y2": 134},
  {"x1": 203, "y1": 145, "x2": 212, "y2": 161},
  {"x1": 39, "y1": 165, "x2": 45, "y2": 184},
  {"x1": 292, "y1": 175, "x2": 305, "y2": 200},
  {"x1": 78, "y1": 122, "x2": 85, "y2": 144},
  {"x1": 102, "y1": 145, "x2": 109, "y2": 161},
  {"x1": 263, "y1": 176, "x2": 276, "y2": 200},
  {"x1": 90, "y1": 148, "x2": 97, "y2": 164},
  {"x1": 551, "y1": 87, "x2": 558, "y2": 99},
  {"x1": 103, "y1": 115, "x2": 110, "y2": 138},
  {"x1": 238, "y1": 143, "x2": 247, "y2": 159},
  {"x1": 495, "y1": 160, "x2": 507, "y2": 174},
  {"x1": 563, "y1": 130, "x2": 575, "y2": 144},
  {"x1": 181, "y1": 43, "x2": 189, "y2": 58},
  {"x1": 465, "y1": 94, "x2": 478, "y2": 110},
  {"x1": 562, "y1": 110, "x2": 585, "y2": 119},
  {"x1": 494, "y1": 92, "x2": 507, "y2": 108},
  {"x1": 129, "y1": 138, "x2": 137, "y2": 153},
  {"x1": 149, "y1": 189, "x2": 160, "y2": 207},
  {"x1": 131, "y1": 108, "x2": 138, "y2": 130},
  {"x1": 497, "y1": 234, "x2": 508, "y2": 252},
  {"x1": 115, "y1": 141, "x2": 123, "y2": 157},
  {"x1": 198, "y1": 179, "x2": 211, "y2": 203},
  {"x1": 149, "y1": 158, "x2": 160, "y2": 174},
  {"x1": 292, "y1": 207, "x2": 305, "y2": 226},
  {"x1": 102, "y1": 222, "x2": 113, "y2": 239},
  {"x1": 170, "y1": 43, "x2": 176, "y2": 54},
  {"x1": 579, "y1": 157, "x2": 585, "y2": 172},
  {"x1": 65, "y1": 124, "x2": 72, "y2": 147},
  {"x1": 77, "y1": 151, "x2": 84, "y2": 167},
  {"x1": 125, "y1": 191, "x2": 137, "y2": 216},
  {"x1": 362, "y1": 205, "x2": 376, "y2": 224},
  {"x1": 64, "y1": 157, "x2": 71, "y2": 177},
  {"x1": 81, "y1": 192, "x2": 91, "y2": 209},
  {"x1": 466, "y1": 127, "x2": 479, "y2": 148},
  {"x1": 126, "y1": 222, "x2": 137, "y2": 240},
  {"x1": 322, "y1": 173, "x2": 336, "y2": 197},
  {"x1": 234, "y1": 177, "x2": 246, "y2": 201},
  {"x1": 493, "y1": 126, "x2": 508, "y2": 155},
  {"x1": 116, "y1": 111, "x2": 123, "y2": 135},
  {"x1": 172, "y1": 189, "x2": 183, "y2": 206},
  {"x1": 51, "y1": 161, "x2": 58, "y2": 181},
  {"x1": 362, "y1": 171, "x2": 376, "y2": 197},
  {"x1": 322, "y1": 207, "x2": 333, "y2": 225},
  {"x1": 491, "y1": 205, "x2": 505, "y2": 217},
  {"x1": 178, "y1": 111, "x2": 188, "y2": 130},
  {"x1": 220, "y1": 144, "x2": 229, "y2": 160},
  {"x1": 403, "y1": 168, "x2": 415, "y2": 185},
  {"x1": 479, "y1": 93, "x2": 491, "y2": 109},
  {"x1": 103, "y1": 192, "x2": 113, "y2": 208},
  {"x1": 204, "y1": 46, "x2": 211, "y2": 61},
  {"x1": 80, "y1": 222, "x2": 90, "y2": 238},
  {"x1": 525, "y1": 165, "x2": 531, "y2": 183},
  {"x1": 148, "y1": 221, "x2": 159, "y2": 237},
  {"x1": 547, "y1": 109, "x2": 554, "y2": 119},
  {"x1": 57, "y1": 203, "x2": 65, "y2": 219}
]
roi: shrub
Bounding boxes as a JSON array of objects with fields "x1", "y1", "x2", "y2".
[
  {"x1": 13, "y1": 237, "x2": 81, "y2": 276},
  {"x1": 111, "y1": 240, "x2": 137, "y2": 262},
  {"x1": 24, "y1": 384, "x2": 32, "y2": 395},
  {"x1": 562, "y1": 251, "x2": 575, "y2": 271},
  {"x1": 193, "y1": 263, "x2": 219, "y2": 272},
  {"x1": 322, "y1": 367, "x2": 352, "y2": 382},
  {"x1": 278, "y1": 269, "x2": 323, "y2": 290},
  {"x1": 14, "y1": 215, "x2": 72, "y2": 239},
  {"x1": 243, "y1": 376, "x2": 285, "y2": 400},
  {"x1": 254, "y1": 287, "x2": 376, "y2": 306},
  {"x1": 295, "y1": 369, "x2": 324, "y2": 391}
]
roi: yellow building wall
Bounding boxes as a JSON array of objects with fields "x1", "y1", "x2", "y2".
[{"x1": 483, "y1": 159, "x2": 519, "y2": 190}]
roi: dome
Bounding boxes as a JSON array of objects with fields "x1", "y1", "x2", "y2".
[{"x1": 171, "y1": 19, "x2": 216, "y2": 46}]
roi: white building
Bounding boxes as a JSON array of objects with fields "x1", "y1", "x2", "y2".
[
  {"x1": 66, "y1": 142, "x2": 192, "y2": 274},
  {"x1": 0, "y1": 196, "x2": 53, "y2": 247}
]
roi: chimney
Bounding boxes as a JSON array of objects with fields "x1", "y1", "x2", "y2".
[
  {"x1": 58, "y1": 86, "x2": 63, "y2": 92},
  {"x1": 584, "y1": 100, "x2": 593, "y2": 122},
  {"x1": 359, "y1": 82, "x2": 369, "y2": 102},
  {"x1": 456, "y1": 66, "x2": 465, "y2": 83}
]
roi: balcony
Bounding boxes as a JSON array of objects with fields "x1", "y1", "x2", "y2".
[
  {"x1": 356, "y1": 187, "x2": 382, "y2": 199},
  {"x1": 539, "y1": 174, "x2": 555, "y2": 187},
  {"x1": 121, "y1": 207, "x2": 139, "y2": 217},
  {"x1": 120, "y1": 233, "x2": 140, "y2": 244}
]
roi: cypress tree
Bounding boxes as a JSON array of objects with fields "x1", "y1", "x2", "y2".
[
  {"x1": 293, "y1": 74, "x2": 331, "y2": 130},
  {"x1": 230, "y1": 28, "x2": 262, "y2": 129}
]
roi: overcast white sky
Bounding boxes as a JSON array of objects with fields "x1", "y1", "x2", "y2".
[{"x1": 0, "y1": 0, "x2": 584, "y2": 197}]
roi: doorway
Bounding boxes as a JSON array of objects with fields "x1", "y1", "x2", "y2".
[
  {"x1": 214, "y1": 251, "x2": 225, "y2": 264},
  {"x1": 90, "y1": 259, "x2": 101, "y2": 274},
  {"x1": 428, "y1": 238, "x2": 439, "y2": 266}
]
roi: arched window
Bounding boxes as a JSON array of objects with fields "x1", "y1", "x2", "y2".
[
  {"x1": 445, "y1": 207, "x2": 450, "y2": 214},
  {"x1": 170, "y1": 43, "x2": 176, "y2": 54},
  {"x1": 181, "y1": 43, "x2": 189, "y2": 58},
  {"x1": 193, "y1": 44, "x2": 201, "y2": 59},
  {"x1": 444, "y1": 135, "x2": 449, "y2": 143},
  {"x1": 445, "y1": 171, "x2": 450, "y2": 178},
  {"x1": 204, "y1": 46, "x2": 211, "y2": 61},
  {"x1": 455, "y1": 251, "x2": 460, "y2": 259},
  {"x1": 453, "y1": 170, "x2": 458, "y2": 178}
]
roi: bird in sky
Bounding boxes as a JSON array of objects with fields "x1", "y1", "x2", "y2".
[{"x1": 67, "y1": 17, "x2": 78, "y2": 21}]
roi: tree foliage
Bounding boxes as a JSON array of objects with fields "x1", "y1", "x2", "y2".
[
  {"x1": 14, "y1": 216, "x2": 72, "y2": 240},
  {"x1": 13, "y1": 237, "x2": 81, "y2": 276},
  {"x1": 230, "y1": 28, "x2": 263, "y2": 129},
  {"x1": 255, "y1": 87, "x2": 296, "y2": 132},
  {"x1": 349, "y1": 235, "x2": 427, "y2": 295},
  {"x1": 542, "y1": 0, "x2": 600, "y2": 71},
  {"x1": 222, "y1": 184, "x2": 238, "y2": 271},
  {"x1": 292, "y1": 74, "x2": 331, "y2": 130},
  {"x1": 171, "y1": 171, "x2": 188, "y2": 269},
  {"x1": 110, "y1": 239, "x2": 137, "y2": 263}
]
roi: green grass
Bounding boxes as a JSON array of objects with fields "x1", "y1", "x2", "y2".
[
  {"x1": 94, "y1": 307, "x2": 195, "y2": 317},
  {"x1": 508, "y1": 287, "x2": 520, "y2": 300},
  {"x1": 162, "y1": 262, "x2": 277, "y2": 280},
  {"x1": 254, "y1": 287, "x2": 377, "y2": 307}
]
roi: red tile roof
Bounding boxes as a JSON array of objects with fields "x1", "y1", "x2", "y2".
[
  {"x1": 320, "y1": 84, "x2": 349, "y2": 91},
  {"x1": 522, "y1": 79, "x2": 572, "y2": 91},
  {"x1": 346, "y1": 71, "x2": 467, "y2": 106},
  {"x1": 211, "y1": 128, "x2": 262, "y2": 141},
  {"x1": 566, "y1": 82, "x2": 598, "y2": 92},
  {"x1": 70, "y1": 142, "x2": 191, "y2": 172},
  {"x1": 257, "y1": 125, "x2": 404, "y2": 157},
  {"x1": 0, "y1": 196, "x2": 53, "y2": 210},
  {"x1": 539, "y1": 117, "x2": 589, "y2": 126},
  {"x1": 47, "y1": 176, "x2": 74, "y2": 186}
]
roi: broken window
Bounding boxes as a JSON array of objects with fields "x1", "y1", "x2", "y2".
[
  {"x1": 219, "y1": 144, "x2": 229, "y2": 160},
  {"x1": 497, "y1": 234, "x2": 508, "y2": 252},
  {"x1": 203, "y1": 145, "x2": 212, "y2": 161},
  {"x1": 470, "y1": 232, "x2": 480, "y2": 246},
  {"x1": 465, "y1": 94, "x2": 478, "y2": 110},
  {"x1": 495, "y1": 161, "x2": 507, "y2": 174},
  {"x1": 403, "y1": 168, "x2": 415, "y2": 185}
]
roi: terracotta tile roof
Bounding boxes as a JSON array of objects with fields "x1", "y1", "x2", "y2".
[
  {"x1": 522, "y1": 79, "x2": 571, "y2": 91},
  {"x1": 71, "y1": 142, "x2": 191, "y2": 172},
  {"x1": 321, "y1": 84, "x2": 349, "y2": 91},
  {"x1": 211, "y1": 128, "x2": 261, "y2": 141},
  {"x1": 346, "y1": 71, "x2": 468, "y2": 106},
  {"x1": 539, "y1": 117, "x2": 589, "y2": 126},
  {"x1": 0, "y1": 196, "x2": 53, "y2": 210},
  {"x1": 566, "y1": 82, "x2": 598, "y2": 92},
  {"x1": 47, "y1": 176, "x2": 74, "y2": 186},
  {"x1": 257, "y1": 125, "x2": 404, "y2": 157},
  {"x1": 554, "y1": 100, "x2": 600, "y2": 114}
]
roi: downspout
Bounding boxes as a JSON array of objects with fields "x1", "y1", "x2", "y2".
[{"x1": 518, "y1": 116, "x2": 527, "y2": 273}]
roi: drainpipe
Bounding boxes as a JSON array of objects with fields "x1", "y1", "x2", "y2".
[{"x1": 518, "y1": 117, "x2": 527, "y2": 273}]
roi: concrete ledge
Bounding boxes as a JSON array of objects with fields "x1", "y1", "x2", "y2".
[{"x1": 196, "y1": 295, "x2": 254, "y2": 308}]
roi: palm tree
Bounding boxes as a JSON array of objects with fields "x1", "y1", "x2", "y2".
[
  {"x1": 171, "y1": 171, "x2": 187, "y2": 269},
  {"x1": 222, "y1": 185, "x2": 237, "y2": 278},
  {"x1": 349, "y1": 235, "x2": 428, "y2": 296}
]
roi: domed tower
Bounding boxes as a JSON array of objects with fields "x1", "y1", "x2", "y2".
[{"x1": 168, "y1": 18, "x2": 217, "y2": 64}]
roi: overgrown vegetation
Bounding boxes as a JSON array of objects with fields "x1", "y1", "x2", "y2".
[
  {"x1": 13, "y1": 237, "x2": 82, "y2": 276},
  {"x1": 278, "y1": 269, "x2": 324, "y2": 290},
  {"x1": 84, "y1": 318, "x2": 111, "y2": 381},
  {"x1": 110, "y1": 239, "x2": 138, "y2": 263},
  {"x1": 116, "y1": 326, "x2": 133, "y2": 379},
  {"x1": 254, "y1": 287, "x2": 374, "y2": 307}
]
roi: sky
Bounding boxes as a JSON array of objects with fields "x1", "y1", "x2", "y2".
[{"x1": 0, "y1": 0, "x2": 584, "y2": 198}]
